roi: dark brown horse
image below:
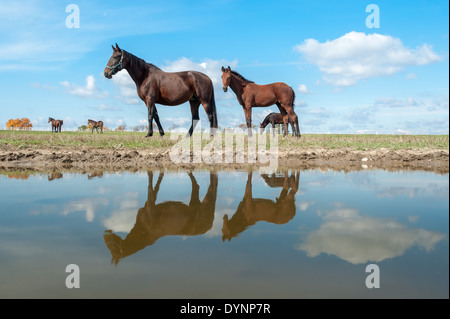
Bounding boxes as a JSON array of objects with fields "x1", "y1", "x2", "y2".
[
  {"x1": 87, "y1": 119, "x2": 104, "y2": 134},
  {"x1": 104, "y1": 44, "x2": 218, "y2": 137},
  {"x1": 222, "y1": 171, "x2": 299, "y2": 242},
  {"x1": 260, "y1": 112, "x2": 295, "y2": 137},
  {"x1": 221, "y1": 66, "x2": 300, "y2": 137},
  {"x1": 103, "y1": 171, "x2": 218, "y2": 265},
  {"x1": 48, "y1": 117, "x2": 63, "y2": 133}
]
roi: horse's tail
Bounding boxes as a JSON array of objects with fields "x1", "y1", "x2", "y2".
[
  {"x1": 290, "y1": 87, "x2": 296, "y2": 109},
  {"x1": 210, "y1": 87, "x2": 218, "y2": 129}
]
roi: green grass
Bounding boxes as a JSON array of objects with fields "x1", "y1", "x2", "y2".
[{"x1": 0, "y1": 130, "x2": 448, "y2": 151}]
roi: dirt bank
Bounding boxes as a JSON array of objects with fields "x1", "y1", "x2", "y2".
[{"x1": 0, "y1": 145, "x2": 448, "y2": 174}]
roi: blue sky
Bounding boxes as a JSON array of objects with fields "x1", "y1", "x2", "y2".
[{"x1": 0, "y1": 0, "x2": 448, "y2": 134}]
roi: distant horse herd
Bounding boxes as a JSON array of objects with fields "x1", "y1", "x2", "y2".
[
  {"x1": 49, "y1": 43, "x2": 301, "y2": 136},
  {"x1": 47, "y1": 117, "x2": 103, "y2": 133}
]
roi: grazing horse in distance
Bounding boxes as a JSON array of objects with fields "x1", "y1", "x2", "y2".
[
  {"x1": 221, "y1": 66, "x2": 300, "y2": 137},
  {"x1": 103, "y1": 171, "x2": 218, "y2": 265},
  {"x1": 260, "y1": 112, "x2": 295, "y2": 137},
  {"x1": 48, "y1": 117, "x2": 63, "y2": 133},
  {"x1": 222, "y1": 171, "x2": 299, "y2": 242},
  {"x1": 88, "y1": 119, "x2": 104, "y2": 134},
  {"x1": 104, "y1": 43, "x2": 218, "y2": 137}
]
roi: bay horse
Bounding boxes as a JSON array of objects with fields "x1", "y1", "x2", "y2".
[
  {"x1": 48, "y1": 117, "x2": 63, "y2": 133},
  {"x1": 87, "y1": 119, "x2": 103, "y2": 134},
  {"x1": 104, "y1": 44, "x2": 218, "y2": 137},
  {"x1": 221, "y1": 66, "x2": 300, "y2": 137},
  {"x1": 103, "y1": 171, "x2": 218, "y2": 265},
  {"x1": 260, "y1": 112, "x2": 295, "y2": 137}
]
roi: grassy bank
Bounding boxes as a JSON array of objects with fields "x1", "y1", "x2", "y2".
[{"x1": 0, "y1": 130, "x2": 448, "y2": 151}]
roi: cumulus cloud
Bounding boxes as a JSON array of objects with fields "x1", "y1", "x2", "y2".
[
  {"x1": 298, "y1": 84, "x2": 312, "y2": 94},
  {"x1": 294, "y1": 31, "x2": 442, "y2": 86},
  {"x1": 296, "y1": 204, "x2": 445, "y2": 264},
  {"x1": 61, "y1": 75, "x2": 109, "y2": 99},
  {"x1": 111, "y1": 70, "x2": 141, "y2": 105}
]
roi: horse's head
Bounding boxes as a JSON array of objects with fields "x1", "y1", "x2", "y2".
[
  {"x1": 103, "y1": 230, "x2": 124, "y2": 266},
  {"x1": 104, "y1": 43, "x2": 124, "y2": 79},
  {"x1": 48, "y1": 117, "x2": 53, "y2": 123},
  {"x1": 221, "y1": 66, "x2": 232, "y2": 92}
]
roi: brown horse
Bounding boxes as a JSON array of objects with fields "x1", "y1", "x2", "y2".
[
  {"x1": 104, "y1": 44, "x2": 218, "y2": 137},
  {"x1": 221, "y1": 66, "x2": 300, "y2": 137},
  {"x1": 103, "y1": 171, "x2": 218, "y2": 265},
  {"x1": 260, "y1": 112, "x2": 295, "y2": 137},
  {"x1": 222, "y1": 171, "x2": 299, "y2": 241},
  {"x1": 87, "y1": 119, "x2": 104, "y2": 134},
  {"x1": 48, "y1": 117, "x2": 63, "y2": 133}
]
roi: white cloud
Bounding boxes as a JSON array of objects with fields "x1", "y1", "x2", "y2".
[
  {"x1": 61, "y1": 75, "x2": 109, "y2": 99},
  {"x1": 298, "y1": 84, "x2": 312, "y2": 94},
  {"x1": 296, "y1": 204, "x2": 445, "y2": 264},
  {"x1": 111, "y1": 70, "x2": 141, "y2": 105},
  {"x1": 294, "y1": 31, "x2": 442, "y2": 86}
]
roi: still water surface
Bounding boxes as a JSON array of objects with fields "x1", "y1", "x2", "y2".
[{"x1": 0, "y1": 169, "x2": 448, "y2": 298}]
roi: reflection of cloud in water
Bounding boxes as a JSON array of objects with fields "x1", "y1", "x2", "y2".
[
  {"x1": 297, "y1": 201, "x2": 315, "y2": 212},
  {"x1": 296, "y1": 204, "x2": 445, "y2": 264},
  {"x1": 60, "y1": 198, "x2": 109, "y2": 222},
  {"x1": 102, "y1": 192, "x2": 140, "y2": 233}
]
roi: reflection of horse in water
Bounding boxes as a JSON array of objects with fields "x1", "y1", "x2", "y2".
[
  {"x1": 222, "y1": 171, "x2": 299, "y2": 241},
  {"x1": 87, "y1": 171, "x2": 103, "y2": 179},
  {"x1": 103, "y1": 171, "x2": 218, "y2": 265},
  {"x1": 48, "y1": 172, "x2": 63, "y2": 181}
]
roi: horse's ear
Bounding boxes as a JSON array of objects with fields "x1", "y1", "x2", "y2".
[
  {"x1": 221, "y1": 66, "x2": 225, "y2": 72},
  {"x1": 115, "y1": 43, "x2": 121, "y2": 52},
  {"x1": 227, "y1": 66, "x2": 231, "y2": 71},
  {"x1": 112, "y1": 45, "x2": 116, "y2": 52}
]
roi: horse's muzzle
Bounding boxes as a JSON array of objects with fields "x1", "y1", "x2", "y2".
[
  {"x1": 223, "y1": 87, "x2": 228, "y2": 92},
  {"x1": 104, "y1": 68, "x2": 112, "y2": 79}
]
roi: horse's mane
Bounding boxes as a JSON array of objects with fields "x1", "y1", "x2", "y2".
[
  {"x1": 124, "y1": 50, "x2": 160, "y2": 72},
  {"x1": 230, "y1": 70, "x2": 254, "y2": 84}
]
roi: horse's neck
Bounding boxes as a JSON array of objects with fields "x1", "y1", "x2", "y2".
[
  {"x1": 230, "y1": 76, "x2": 246, "y2": 99},
  {"x1": 124, "y1": 53, "x2": 150, "y2": 89}
]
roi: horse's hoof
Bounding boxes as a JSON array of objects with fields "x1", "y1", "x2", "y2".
[
  {"x1": 159, "y1": 132, "x2": 165, "y2": 137},
  {"x1": 145, "y1": 133, "x2": 153, "y2": 138}
]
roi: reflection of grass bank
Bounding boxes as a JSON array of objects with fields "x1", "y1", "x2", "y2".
[{"x1": 0, "y1": 130, "x2": 448, "y2": 151}]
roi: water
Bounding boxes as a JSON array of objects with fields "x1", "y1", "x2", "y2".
[{"x1": 0, "y1": 169, "x2": 448, "y2": 298}]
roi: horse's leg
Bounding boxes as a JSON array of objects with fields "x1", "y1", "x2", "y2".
[
  {"x1": 188, "y1": 172, "x2": 201, "y2": 207},
  {"x1": 290, "y1": 120, "x2": 296, "y2": 137},
  {"x1": 288, "y1": 109, "x2": 300, "y2": 138},
  {"x1": 146, "y1": 102, "x2": 157, "y2": 137},
  {"x1": 188, "y1": 98, "x2": 201, "y2": 137},
  {"x1": 199, "y1": 99, "x2": 214, "y2": 137},
  {"x1": 281, "y1": 104, "x2": 300, "y2": 138},
  {"x1": 276, "y1": 102, "x2": 289, "y2": 137},
  {"x1": 244, "y1": 106, "x2": 252, "y2": 137},
  {"x1": 153, "y1": 112, "x2": 165, "y2": 136},
  {"x1": 271, "y1": 119, "x2": 276, "y2": 137}
]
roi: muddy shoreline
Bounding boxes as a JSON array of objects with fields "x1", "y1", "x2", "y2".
[{"x1": 0, "y1": 146, "x2": 448, "y2": 174}]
